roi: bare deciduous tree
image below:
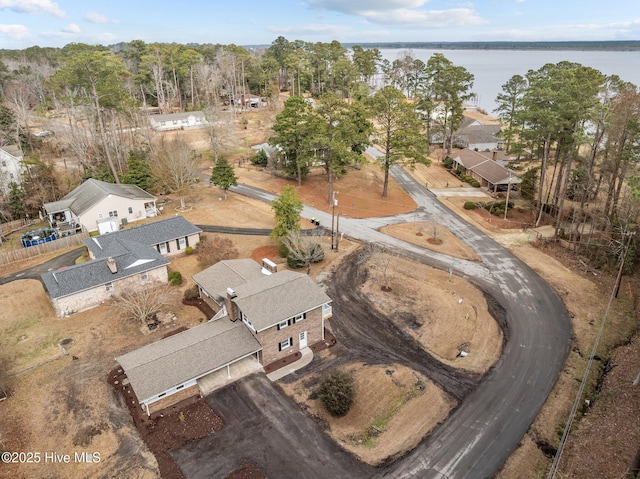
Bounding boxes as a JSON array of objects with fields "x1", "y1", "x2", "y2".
[
  {"x1": 110, "y1": 282, "x2": 179, "y2": 324},
  {"x1": 150, "y1": 136, "x2": 200, "y2": 209},
  {"x1": 369, "y1": 244, "x2": 397, "y2": 291},
  {"x1": 194, "y1": 233, "x2": 239, "y2": 268}
]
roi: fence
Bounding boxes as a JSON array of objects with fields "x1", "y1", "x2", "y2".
[
  {"x1": 0, "y1": 218, "x2": 36, "y2": 238},
  {"x1": 0, "y1": 232, "x2": 89, "y2": 267}
]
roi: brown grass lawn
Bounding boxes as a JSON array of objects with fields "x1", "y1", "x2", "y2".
[{"x1": 0, "y1": 111, "x2": 637, "y2": 479}]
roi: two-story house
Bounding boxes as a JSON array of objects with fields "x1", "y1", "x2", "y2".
[{"x1": 116, "y1": 258, "x2": 333, "y2": 415}]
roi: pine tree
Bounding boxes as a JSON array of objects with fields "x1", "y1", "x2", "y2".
[{"x1": 209, "y1": 157, "x2": 238, "y2": 199}]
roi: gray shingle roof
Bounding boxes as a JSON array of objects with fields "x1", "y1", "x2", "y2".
[
  {"x1": 43, "y1": 179, "x2": 155, "y2": 216},
  {"x1": 192, "y1": 259, "x2": 266, "y2": 303},
  {"x1": 116, "y1": 319, "x2": 261, "y2": 402},
  {"x1": 232, "y1": 270, "x2": 331, "y2": 332},
  {"x1": 41, "y1": 240, "x2": 169, "y2": 299},
  {"x1": 84, "y1": 216, "x2": 202, "y2": 259}
]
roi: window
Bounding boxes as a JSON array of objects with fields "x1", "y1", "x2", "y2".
[
  {"x1": 178, "y1": 237, "x2": 186, "y2": 249},
  {"x1": 105, "y1": 282, "x2": 113, "y2": 292},
  {"x1": 128, "y1": 207, "x2": 133, "y2": 214},
  {"x1": 160, "y1": 121, "x2": 166, "y2": 126},
  {"x1": 293, "y1": 312, "x2": 306, "y2": 323},
  {"x1": 242, "y1": 313, "x2": 256, "y2": 331},
  {"x1": 277, "y1": 320, "x2": 289, "y2": 330},
  {"x1": 278, "y1": 338, "x2": 292, "y2": 351},
  {"x1": 98, "y1": 213, "x2": 103, "y2": 219},
  {"x1": 109, "y1": 210, "x2": 118, "y2": 217}
]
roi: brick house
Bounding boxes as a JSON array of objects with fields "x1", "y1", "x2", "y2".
[{"x1": 117, "y1": 259, "x2": 333, "y2": 414}]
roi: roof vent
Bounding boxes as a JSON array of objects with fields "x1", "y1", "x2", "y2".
[{"x1": 106, "y1": 257, "x2": 118, "y2": 274}]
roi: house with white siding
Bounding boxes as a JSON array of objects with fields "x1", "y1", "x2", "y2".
[
  {"x1": 43, "y1": 179, "x2": 158, "y2": 234},
  {"x1": 148, "y1": 111, "x2": 208, "y2": 131},
  {"x1": 0, "y1": 145, "x2": 24, "y2": 195}
]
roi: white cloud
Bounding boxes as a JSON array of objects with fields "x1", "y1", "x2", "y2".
[
  {"x1": 308, "y1": 0, "x2": 427, "y2": 15},
  {"x1": 84, "y1": 12, "x2": 110, "y2": 24},
  {"x1": 307, "y1": 0, "x2": 485, "y2": 28},
  {"x1": 0, "y1": 0, "x2": 65, "y2": 17},
  {"x1": 0, "y1": 23, "x2": 30, "y2": 39},
  {"x1": 363, "y1": 8, "x2": 486, "y2": 27},
  {"x1": 62, "y1": 23, "x2": 81, "y2": 33}
]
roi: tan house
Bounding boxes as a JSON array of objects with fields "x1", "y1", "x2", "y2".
[
  {"x1": 117, "y1": 258, "x2": 333, "y2": 414},
  {"x1": 43, "y1": 179, "x2": 158, "y2": 234},
  {"x1": 0, "y1": 145, "x2": 24, "y2": 195}
]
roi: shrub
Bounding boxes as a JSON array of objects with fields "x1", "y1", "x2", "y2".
[
  {"x1": 442, "y1": 157, "x2": 454, "y2": 169},
  {"x1": 463, "y1": 202, "x2": 477, "y2": 210},
  {"x1": 317, "y1": 370, "x2": 355, "y2": 417},
  {"x1": 251, "y1": 149, "x2": 268, "y2": 167},
  {"x1": 183, "y1": 285, "x2": 199, "y2": 300},
  {"x1": 168, "y1": 271, "x2": 183, "y2": 285},
  {"x1": 184, "y1": 246, "x2": 194, "y2": 255},
  {"x1": 471, "y1": 180, "x2": 481, "y2": 187}
]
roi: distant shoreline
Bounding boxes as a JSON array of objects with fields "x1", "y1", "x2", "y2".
[{"x1": 340, "y1": 41, "x2": 640, "y2": 51}]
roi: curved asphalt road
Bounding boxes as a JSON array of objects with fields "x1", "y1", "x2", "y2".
[
  {"x1": 2, "y1": 166, "x2": 572, "y2": 478},
  {"x1": 230, "y1": 158, "x2": 573, "y2": 479}
]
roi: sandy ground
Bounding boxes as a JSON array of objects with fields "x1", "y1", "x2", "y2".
[{"x1": 1, "y1": 109, "x2": 637, "y2": 478}]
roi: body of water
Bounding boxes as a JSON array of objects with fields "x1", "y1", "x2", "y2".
[{"x1": 379, "y1": 48, "x2": 640, "y2": 114}]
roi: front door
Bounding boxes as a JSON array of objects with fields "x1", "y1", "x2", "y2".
[{"x1": 299, "y1": 331, "x2": 308, "y2": 349}]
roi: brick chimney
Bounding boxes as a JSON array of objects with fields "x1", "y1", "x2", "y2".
[
  {"x1": 106, "y1": 257, "x2": 117, "y2": 274},
  {"x1": 261, "y1": 258, "x2": 277, "y2": 274},
  {"x1": 492, "y1": 150, "x2": 497, "y2": 161},
  {"x1": 226, "y1": 288, "x2": 239, "y2": 321}
]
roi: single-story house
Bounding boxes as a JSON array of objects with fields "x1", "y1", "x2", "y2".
[
  {"x1": 0, "y1": 145, "x2": 24, "y2": 195},
  {"x1": 118, "y1": 258, "x2": 333, "y2": 414},
  {"x1": 41, "y1": 216, "x2": 200, "y2": 317},
  {"x1": 41, "y1": 239, "x2": 169, "y2": 317},
  {"x1": 452, "y1": 148, "x2": 520, "y2": 192},
  {"x1": 116, "y1": 319, "x2": 262, "y2": 415},
  {"x1": 43, "y1": 179, "x2": 158, "y2": 234},
  {"x1": 148, "y1": 111, "x2": 208, "y2": 131},
  {"x1": 84, "y1": 216, "x2": 201, "y2": 259}
]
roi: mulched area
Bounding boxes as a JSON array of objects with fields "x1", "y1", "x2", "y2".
[
  {"x1": 182, "y1": 297, "x2": 215, "y2": 319},
  {"x1": 263, "y1": 328, "x2": 338, "y2": 373},
  {"x1": 108, "y1": 366, "x2": 224, "y2": 479}
]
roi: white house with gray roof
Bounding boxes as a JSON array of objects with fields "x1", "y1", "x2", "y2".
[
  {"x1": 148, "y1": 111, "x2": 208, "y2": 131},
  {"x1": 43, "y1": 179, "x2": 158, "y2": 234},
  {"x1": 0, "y1": 145, "x2": 24, "y2": 195},
  {"x1": 84, "y1": 216, "x2": 201, "y2": 259}
]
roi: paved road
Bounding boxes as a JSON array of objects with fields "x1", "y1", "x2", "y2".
[{"x1": 228, "y1": 164, "x2": 572, "y2": 479}]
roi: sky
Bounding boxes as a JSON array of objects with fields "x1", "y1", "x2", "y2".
[{"x1": 0, "y1": 0, "x2": 639, "y2": 50}]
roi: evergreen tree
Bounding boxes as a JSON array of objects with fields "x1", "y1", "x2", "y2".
[
  {"x1": 270, "y1": 185, "x2": 303, "y2": 240},
  {"x1": 7, "y1": 181, "x2": 26, "y2": 219},
  {"x1": 210, "y1": 157, "x2": 238, "y2": 199},
  {"x1": 122, "y1": 148, "x2": 154, "y2": 191}
]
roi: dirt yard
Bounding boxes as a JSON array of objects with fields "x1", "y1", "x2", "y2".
[{"x1": 1, "y1": 109, "x2": 638, "y2": 479}]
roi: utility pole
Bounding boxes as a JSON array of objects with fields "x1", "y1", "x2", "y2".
[
  {"x1": 331, "y1": 191, "x2": 338, "y2": 249},
  {"x1": 336, "y1": 213, "x2": 340, "y2": 251},
  {"x1": 504, "y1": 173, "x2": 512, "y2": 221}
]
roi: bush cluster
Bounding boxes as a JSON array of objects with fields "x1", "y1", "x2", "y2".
[
  {"x1": 463, "y1": 201, "x2": 477, "y2": 210},
  {"x1": 317, "y1": 370, "x2": 355, "y2": 417},
  {"x1": 183, "y1": 284, "x2": 199, "y2": 300},
  {"x1": 168, "y1": 271, "x2": 183, "y2": 285}
]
